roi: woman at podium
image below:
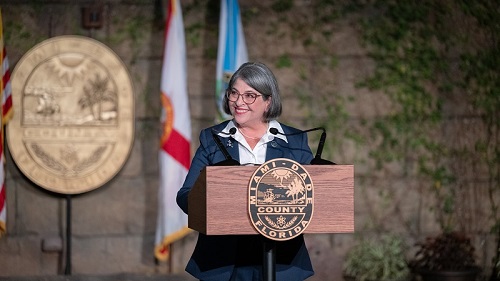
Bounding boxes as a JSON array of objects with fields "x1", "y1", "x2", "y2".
[{"x1": 177, "y1": 62, "x2": 315, "y2": 281}]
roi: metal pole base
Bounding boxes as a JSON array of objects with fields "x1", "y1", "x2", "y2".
[
  {"x1": 262, "y1": 238, "x2": 276, "y2": 281},
  {"x1": 64, "y1": 195, "x2": 72, "y2": 275}
]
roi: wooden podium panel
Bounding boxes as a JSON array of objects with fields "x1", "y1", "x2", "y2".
[{"x1": 188, "y1": 165, "x2": 354, "y2": 235}]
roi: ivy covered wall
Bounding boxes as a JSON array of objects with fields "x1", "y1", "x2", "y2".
[{"x1": 0, "y1": 0, "x2": 497, "y2": 280}]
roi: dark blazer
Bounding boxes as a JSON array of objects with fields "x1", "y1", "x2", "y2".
[{"x1": 177, "y1": 120, "x2": 314, "y2": 281}]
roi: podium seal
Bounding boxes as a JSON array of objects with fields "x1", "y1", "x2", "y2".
[{"x1": 248, "y1": 158, "x2": 314, "y2": 241}]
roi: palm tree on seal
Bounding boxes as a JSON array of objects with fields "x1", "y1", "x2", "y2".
[
  {"x1": 79, "y1": 73, "x2": 117, "y2": 121},
  {"x1": 286, "y1": 177, "x2": 305, "y2": 204}
]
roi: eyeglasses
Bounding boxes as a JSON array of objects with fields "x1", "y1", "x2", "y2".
[{"x1": 226, "y1": 90, "x2": 262, "y2": 105}]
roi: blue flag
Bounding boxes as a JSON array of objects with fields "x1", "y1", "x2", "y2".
[{"x1": 215, "y1": 0, "x2": 248, "y2": 121}]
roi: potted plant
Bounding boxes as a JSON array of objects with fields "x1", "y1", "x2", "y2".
[
  {"x1": 343, "y1": 234, "x2": 410, "y2": 281},
  {"x1": 409, "y1": 232, "x2": 481, "y2": 281}
]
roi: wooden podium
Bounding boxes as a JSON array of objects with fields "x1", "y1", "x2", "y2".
[
  {"x1": 188, "y1": 164, "x2": 354, "y2": 281},
  {"x1": 188, "y1": 164, "x2": 354, "y2": 235}
]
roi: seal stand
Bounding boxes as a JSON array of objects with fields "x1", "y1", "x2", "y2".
[
  {"x1": 65, "y1": 194, "x2": 72, "y2": 275},
  {"x1": 187, "y1": 165, "x2": 354, "y2": 281}
]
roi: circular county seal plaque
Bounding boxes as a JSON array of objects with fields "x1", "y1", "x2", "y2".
[
  {"x1": 7, "y1": 35, "x2": 134, "y2": 194},
  {"x1": 248, "y1": 158, "x2": 314, "y2": 241}
]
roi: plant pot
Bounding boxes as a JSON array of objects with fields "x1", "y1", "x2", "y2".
[{"x1": 415, "y1": 266, "x2": 481, "y2": 281}]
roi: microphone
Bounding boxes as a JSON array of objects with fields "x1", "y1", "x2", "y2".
[
  {"x1": 212, "y1": 127, "x2": 237, "y2": 136},
  {"x1": 211, "y1": 129, "x2": 240, "y2": 166},
  {"x1": 224, "y1": 127, "x2": 237, "y2": 135},
  {"x1": 269, "y1": 127, "x2": 320, "y2": 136},
  {"x1": 270, "y1": 127, "x2": 335, "y2": 165}
]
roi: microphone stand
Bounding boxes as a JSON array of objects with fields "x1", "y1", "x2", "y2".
[
  {"x1": 263, "y1": 237, "x2": 276, "y2": 281},
  {"x1": 310, "y1": 130, "x2": 335, "y2": 165},
  {"x1": 269, "y1": 127, "x2": 335, "y2": 165}
]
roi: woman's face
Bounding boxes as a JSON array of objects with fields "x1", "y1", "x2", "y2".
[{"x1": 228, "y1": 78, "x2": 270, "y2": 128}]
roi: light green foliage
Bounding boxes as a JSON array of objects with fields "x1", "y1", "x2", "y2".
[
  {"x1": 344, "y1": 235, "x2": 410, "y2": 281},
  {"x1": 275, "y1": 54, "x2": 292, "y2": 68},
  {"x1": 291, "y1": 0, "x2": 498, "y2": 275},
  {"x1": 358, "y1": 0, "x2": 499, "y2": 234}
]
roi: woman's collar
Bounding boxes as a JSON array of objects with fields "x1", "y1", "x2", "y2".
[{"x1": 220, "y1": 119, "x2": 288, "y2": 143}]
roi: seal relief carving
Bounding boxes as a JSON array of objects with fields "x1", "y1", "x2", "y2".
[
  {"x1": 248, "y1": 158, "x2": 314, "y2": 241},
  {"x1": 7, "y1": 35, "x2": 134, "y2": 194}
]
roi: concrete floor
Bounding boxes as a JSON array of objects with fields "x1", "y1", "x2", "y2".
[{"x1": 0, "y1": 274, "x2": 196, "y2": 281}]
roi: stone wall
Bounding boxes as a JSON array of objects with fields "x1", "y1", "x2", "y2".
[{"x1": 0, "y1": 1, "x2": 497, "y2": 280}]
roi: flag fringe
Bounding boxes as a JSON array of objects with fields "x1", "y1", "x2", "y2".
[
  {"x1": 0, "y1": 221, "x2": 5, "y2": 236},
  {"x1": 154, "y1": 226, "x2": 192, "y2": 261},
  {"x1": 2, "y1": 108, "x2": 12, "y2": 125}
]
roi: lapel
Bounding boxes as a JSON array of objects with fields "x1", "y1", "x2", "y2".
[
  {"x1": 224, "y1": 137, "x2": 240, "y2": 161},
  {"x1": 265, "y1": 138, "x2": 288, "y2": 161}
]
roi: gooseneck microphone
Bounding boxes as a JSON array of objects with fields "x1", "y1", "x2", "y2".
[
  {"x1": 270, "y1": 127, "x2": 335, "y2": 165},
  {"x1": 211, "y1": 128, "x2": 240, "y2": 166},
  {"x1": 213, "y1": 127, "x2": 237, "y2": 136},
  {"x1": 269, "y1": 127, "x2": 321, "y2": 136}
]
